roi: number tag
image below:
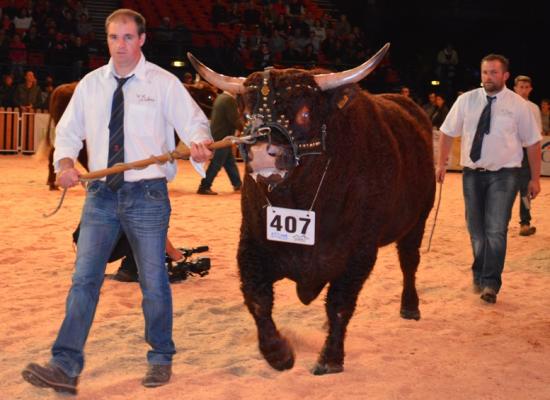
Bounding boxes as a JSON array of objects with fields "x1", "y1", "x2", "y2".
[{"x1": 266, "y1": 206, "x2": 315, "y2": 246}]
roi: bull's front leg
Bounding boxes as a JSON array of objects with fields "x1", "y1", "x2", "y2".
[
  {"x1": 313, "y1": 252, "x2": 376, "y2": 375},
  {"x1": 238, "y1": 244, "x2": 295, "y2": 371}
]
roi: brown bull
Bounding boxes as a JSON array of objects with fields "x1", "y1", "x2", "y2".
[
  {"x1": 189, "y1": 43, "x2": 436, "y2": 375},
  {"x1": 45, "y1": 80, "x2": 218, "y2": 188}
]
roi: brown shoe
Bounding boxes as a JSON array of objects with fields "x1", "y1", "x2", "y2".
[
  {"x1": 22, "y1": 362, "x2": 78, "y2": 395},
  {"x1": 519, "y1": 224, "x2": 536, "y2": 236},
  {"x1": 142, "y1": 364, "x2": 172, "y2": 388},
  {"x1": 480, "y1": 287, "x2": 497, "y2": 304},
  {"x1": 197, "y1": 187, "x2": 218, "y2": 195}
]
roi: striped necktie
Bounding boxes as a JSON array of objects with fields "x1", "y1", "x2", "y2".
[
  {"x1": 469, "y1": 95, "x2": 495, "y2": 163},
  {"x1": 107, "y1": 75, "x2": 132, "y2": 191}
]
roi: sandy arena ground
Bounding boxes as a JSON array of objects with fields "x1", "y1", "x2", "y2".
[{"x1": 0, "y1": 155, "x2": 549, "y2": 400}]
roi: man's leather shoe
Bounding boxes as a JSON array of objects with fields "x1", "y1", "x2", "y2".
[
  {"x1": 197, "y1": 187, "x2": 218, "y2": 195},
  {"x1": 142, "y1": 364, "x2": 172, "y2": 388},
  {"x1": 112, "y1": 268, "x2": 139, "y2": 282},
  {"x1": 22, "y1": 362, "x2": 78, "y2": 395},
  {"x1": 233, "y1": 185, "x2": 241, "y2": 192},
  {"x1": 519, "y1": 224, "x2": 536, "y2": 236},
  {"x1": 480, "y1": 287, "x2": 497, "y2": 304}
]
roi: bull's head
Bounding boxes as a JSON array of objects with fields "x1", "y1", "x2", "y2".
[{"x1": 188, "y1": 43, "x2": 390, "y2": 188}]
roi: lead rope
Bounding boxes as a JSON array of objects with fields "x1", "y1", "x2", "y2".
[
  {"x1": 42, "y1": 187, "x2": 68, "y2": 218},
  {"x1": 425, "y1": 181, "x2": 443, "y2": 252},
  {"x1": 309, "y1": 158, "x2": 331, "y2": 211},
  {"x1": 263, "y1": 158, "x2": 331, "y2": 210}
]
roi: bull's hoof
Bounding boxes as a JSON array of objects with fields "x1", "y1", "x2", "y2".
[
  {"x1": 311, "y1": 362, "x2": 344, "y2": 375},
  {"x1": 260, "y1": 336, "x2": 295, "y2": 371},
  {"x1": 400, "y1": 308, "x2": 421, "y2": 320}
]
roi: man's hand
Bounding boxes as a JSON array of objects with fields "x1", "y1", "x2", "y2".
[
  {"x1": 435, "y1": 165, "x2": 446, "y2": 183},
  {"x1": 190, "y1": 140, "x2": 213, "y2": 163},
  {"x1": 56, "y1": 167, "x2": 81, "y2": 189},
  {"x1": 528, "y1": 179, "x2": 541, "y2": 200}
]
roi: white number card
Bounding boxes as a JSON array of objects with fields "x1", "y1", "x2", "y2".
[{"x1": 266, "y1": 206, "x2": 315, "y2": 246}]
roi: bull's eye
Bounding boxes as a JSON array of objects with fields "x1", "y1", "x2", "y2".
[{"x1": 295, "y1": 106, "x2": 310, "y2": 126}]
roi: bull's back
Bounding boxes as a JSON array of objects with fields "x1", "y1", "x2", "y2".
[{"x1": 370, "y1": 93, "x2": 435, "y2": 245}]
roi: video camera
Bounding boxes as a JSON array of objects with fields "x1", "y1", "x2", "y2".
[{"x1": 166, "y1": 246, "x2": 211, "y2": 283}]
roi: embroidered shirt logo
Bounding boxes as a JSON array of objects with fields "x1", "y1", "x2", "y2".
[{"x1": 136, "y1": 94, "x2": 155, "y2": 103}]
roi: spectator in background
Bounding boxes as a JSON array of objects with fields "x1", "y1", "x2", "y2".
[
  {"x1": 286, "y1": 0, "x2": 304, "y2": 19},
  {"x1": 513, "y1": 75, "x2": 542, "y2": 237},
  {"x1": 436, "y1": 42, "x2": 459, "y2": 97},
  {"x1": 243, "y1": 1, "x2": 261, "y2": 29},
  {"x1": 23, "y1": 25, "x2": 45, "y2": 51},
  {"x1": 46, "y1": 31, "x2": 69, "y2": 66},
  {"x1": 423, "y1": 91, "x2": 437, "y2": 118},
  {"x1": 13, "y1": 8, "x2": 33, "y2": 33},
  {"x1": 0, "y1": 28, "x2": 10, "y2": 63},
  {"x1": 253, "y1": 42, "x2": 273, "y2": 69},
  {"x1": 211, "y1": 0, "x2": 227, "y2": 27},
  {"x1": 0, "y1": 73, "x2": 16, "y2": 107},
  {"x1": 39, "y1": 75, "x2": 55, "y2": 109},
  {"x1": 334, "y1": 14, "x2": 351, "y2": 39},
  {"x1": 2, "y1": 14, "x2": 15, "y2": 35},
  {"x1": 272, "y1": 0, "x2": 287, "y2": 18},
  {"x1": 76, "y1": 13, "x2": 94, "y2": 40},
  {"x1": 268, "y1": 28, "x2": 286, "y2": 60},
  {"x1": 2, "y1": 0, "x2": 19, "y2": 20},
  {"x1": 154, "y1": 16, "x2": 173, "y2": 42},
  {"x1": 14, "y1": 70, "x2": 41, "y2": 111},
  {"x1": 541, "y1": 99, "x2": 550, "y2": 135},
  {"x1": 8, "y1": 33, "x2": 27, "y2": 79},
  {"x1": 68, "y1": 35, "x2": 88, "y2": 80},
  {"x1": 430, "y1": 94, "x2": 449, "y2": 129},
  {"x1": 182, "y1": 72, "x2": 193, "y2": 84}
]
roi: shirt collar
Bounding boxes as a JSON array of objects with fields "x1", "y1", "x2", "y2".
[
  {"x1": 483, "y1": 86, "x2": 508, "y2": 100},
  {"x1": 104, "y1": 52, "x2": 147, "y2": 81}
]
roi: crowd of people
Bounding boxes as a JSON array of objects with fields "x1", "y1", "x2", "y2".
[{"x1": 0, "y1": 0, "x2": 98, "y2": 108}]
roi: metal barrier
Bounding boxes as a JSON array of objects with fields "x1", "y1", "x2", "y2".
[{"x1": 0, "y1": 109, "x2": 49, "y2": 154}]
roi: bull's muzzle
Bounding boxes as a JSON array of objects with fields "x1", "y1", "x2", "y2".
[{"x1": 247, "y1": 142, "x2": 291, "y2": 185}]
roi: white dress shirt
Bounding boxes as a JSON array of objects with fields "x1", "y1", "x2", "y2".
[
  {"x1": 526, "y1": 100, "x2": 542, "y2": 133},
  {"x1": 54, "y1": 53, "x2": 212, "y2": 181},
  {"x1": 440, "y1": 87, "x2": 541, "y2": 170}
]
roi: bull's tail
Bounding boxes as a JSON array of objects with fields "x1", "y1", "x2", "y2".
[{"x1": 32, "y1": 114, "x2": 54, "y2": 162}]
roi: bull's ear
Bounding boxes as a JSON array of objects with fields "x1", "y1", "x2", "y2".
[
  {"x1": 187, "y1": 53, "x2": 246, "y2": 94},
  {"x1": 314, "y1": 43, "x2": 390, "y2": 91}
]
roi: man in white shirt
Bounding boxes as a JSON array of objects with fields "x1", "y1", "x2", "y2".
[
  {"x1": 513, "y1": 75, "x2": 542, "y2": 236},
  {"x1": 22, "y1": 9, "x2": 213, "y2": 394},
  {"x1": 436, "y1": 54, "x2": 541, "y2": 304}
]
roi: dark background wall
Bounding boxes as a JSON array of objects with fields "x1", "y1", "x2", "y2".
[{"x1": 338, "y1": 0, "x2": 548, "y2": 103}]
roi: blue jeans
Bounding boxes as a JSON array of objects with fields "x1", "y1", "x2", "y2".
[
  {"x1": 199, "y1": 147, "x2": 242, "y2": 189},
  {"x1": 50, "y1": 178, "x2": 174, "y2": 377},
  {"x1": 463, "y1": 168, "x2": 519, "y2": 293}
]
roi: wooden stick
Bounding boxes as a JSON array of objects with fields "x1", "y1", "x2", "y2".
[{"x1": 80, "y1": 138, "x2": 235, "y2": 181}]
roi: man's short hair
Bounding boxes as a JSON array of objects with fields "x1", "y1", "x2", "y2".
[
  {"x1": 514, "y1": 75, "x2": 532, "y2": 86},
  {"x1": 105, "y1": 8, "x2": 146, "y2": 35},
  {"x1": 481, "y1": 54, "x2": 510, "y2": 72}
]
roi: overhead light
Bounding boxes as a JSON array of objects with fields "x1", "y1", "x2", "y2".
[
  {"x1": 171, "y1": 60, "x2": 186, "y2": 67},
  {"x1": 430, "y1": 80, "x2": 440, "y2": 86}
]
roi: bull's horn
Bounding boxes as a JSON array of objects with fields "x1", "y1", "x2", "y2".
[
  {"x1": 314, "y1": 43, "x2": 390, "y2": 91},
  {"x1": 187, "y1": 53, "x2": 246, "y2": 94}
]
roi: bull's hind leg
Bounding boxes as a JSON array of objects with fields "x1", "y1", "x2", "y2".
[
  {"x1": 396, "y1": 217, "x2": 428, "y2": 321},
  {"x1": 238, "y1": 246, "x2": 295, "y2": 371},
  {"x1": 313, "y1": 252, "x2": 376, "y2": 375}
]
